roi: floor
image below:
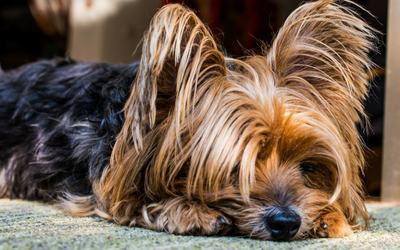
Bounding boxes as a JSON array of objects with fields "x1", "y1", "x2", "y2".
[{"x1": 0, "y1": 199, "x2": 399, "y2": 250}]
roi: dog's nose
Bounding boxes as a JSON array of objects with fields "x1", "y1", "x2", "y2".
[{"x1": 265, "y1": 208, "x2": 301, "y2": 240}]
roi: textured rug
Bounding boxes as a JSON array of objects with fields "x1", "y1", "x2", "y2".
[{"x1": 0, "y1": 199, "x2": 399, "y2": 250}]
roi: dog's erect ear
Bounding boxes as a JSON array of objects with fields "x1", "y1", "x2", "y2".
[
  {"x1": 122, "y1": 4, "x2": 226, "y2": 150},
  {"x1": 267, "y1": 0, "x2": 375, "y2": 119},
  {"x1": 105, "y1": 5, "x2": 226, "y2": 211}
]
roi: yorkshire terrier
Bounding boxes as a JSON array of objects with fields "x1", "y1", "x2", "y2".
[{"x1": 0, "y1": 0, "x2": 377, "y2": 241}]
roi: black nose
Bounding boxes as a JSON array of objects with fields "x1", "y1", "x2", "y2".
[{"x1": 265, "y1": 208, "x2": 301, "y2": 241}]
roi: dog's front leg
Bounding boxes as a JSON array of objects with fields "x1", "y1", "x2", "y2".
[{"x1": 137, "y1": 197, "x2": 233, "y2": 236}]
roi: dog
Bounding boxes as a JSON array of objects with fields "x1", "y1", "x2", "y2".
[{"x1": 0, "y1": 0, "x2": 377, "y2": 241}]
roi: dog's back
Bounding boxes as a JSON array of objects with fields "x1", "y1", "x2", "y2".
[{"x1": 0, "y1": 59, "x2": 139, "y2": 200}]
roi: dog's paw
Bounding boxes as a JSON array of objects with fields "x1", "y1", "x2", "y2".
[
  {"x1": 177, "y1": 206, "x2": 233, "y2": 236},
  {"x1": 151, "y1": 199, "x2": 233, "y2": 236},
  {"x1": 313, "y1": 212, "x2": 353, "y2": 238}
]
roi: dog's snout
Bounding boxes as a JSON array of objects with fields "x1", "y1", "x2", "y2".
[{"x1": 265, "y1": 208, "x2": 301, "y2": 241}]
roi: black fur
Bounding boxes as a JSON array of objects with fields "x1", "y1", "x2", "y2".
[{"x1": 0, "y1": 58, "x2": 139, "y2": 201}]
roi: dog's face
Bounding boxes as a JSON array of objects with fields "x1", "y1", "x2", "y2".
[{"x1": 89, "y1": 0, "x2": 375, "y2": 240}]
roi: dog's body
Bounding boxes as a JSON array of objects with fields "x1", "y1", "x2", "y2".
[
  {"x1": 0, "y1": 0, "x2": 376, "y2": 241},
  {"x1": 0, "y1": 60, "x2": 139, "y2": 200}
]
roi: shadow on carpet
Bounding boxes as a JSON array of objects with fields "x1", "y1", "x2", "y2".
[{"x1": 0, "y1": 199, "x2": 399, "y2": 249}]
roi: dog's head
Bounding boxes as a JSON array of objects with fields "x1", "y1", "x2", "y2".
[{"x1": 97, "y1": 0, "x2": 376, "y2": 240}]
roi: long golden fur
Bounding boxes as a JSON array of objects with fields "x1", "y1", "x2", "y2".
[{"x1": 31, "y1": 0, "x2": 377, "y2": 240}]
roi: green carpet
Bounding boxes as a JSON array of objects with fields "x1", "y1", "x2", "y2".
[{"x1": 0, "y1": 199, "x2": 399, "y2": 249}]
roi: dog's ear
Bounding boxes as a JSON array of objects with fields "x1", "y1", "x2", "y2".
[
  {"x1": 267, "y1": 0, "x2": 376, "y2": 121},
  {"x1": 122, "y1": 4, "x2": 226, "y2": 151},
  {"x1": 103, "y1": 4, "x2": 227, "y2": 213},
  {"x1": 266, "y1": 0, "x2": 376, "y2": 225}
]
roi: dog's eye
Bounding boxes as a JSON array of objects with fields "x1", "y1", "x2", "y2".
[{"x1": 300, "y1": 162, "x2": 315, "y2": 173}]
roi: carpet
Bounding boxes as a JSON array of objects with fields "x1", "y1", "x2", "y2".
[{"x1": 1, "y1": 199, "x2": 399, "y2": 249}]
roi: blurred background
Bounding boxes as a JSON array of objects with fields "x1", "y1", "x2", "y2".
[{"x1": 0, "y1": 0, "x2": 388, "y2": 199}]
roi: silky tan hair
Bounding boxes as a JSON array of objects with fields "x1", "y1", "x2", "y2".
[{"x1": 62, "y1": 0, "x2": 377, "y2": 239}]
